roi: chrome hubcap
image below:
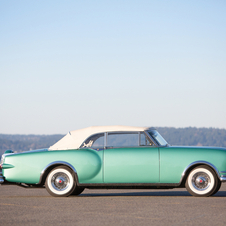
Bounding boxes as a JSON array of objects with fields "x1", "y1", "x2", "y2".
[
  {"x1": 51, "y1": 173, "x2": 70, "y2": 191},
  {"x1": 192, "y1": 172, "x2": 210, "y2": 191}
]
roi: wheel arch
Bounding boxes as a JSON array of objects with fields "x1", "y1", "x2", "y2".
[
  {"x1": 179, "y1": 161, "x2": 221, "y2": 187},
  {"x1": 37, "y1": 161, "x2": 79, "y2": 185}
]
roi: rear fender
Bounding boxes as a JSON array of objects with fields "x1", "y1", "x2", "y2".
[{"x1": 38, "y1": 161, "x2": 78, "y2": 185}]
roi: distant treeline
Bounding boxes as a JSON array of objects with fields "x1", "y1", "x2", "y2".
[
  {"x1": 0, "y1": 134, "x2": 63, "y2": 156},
  {"x1": 156, "y1": 127, "x2": 226, "y2": 147},
  {"x1": 0, "y1": 127, "x2": 226, "y2": 156}
]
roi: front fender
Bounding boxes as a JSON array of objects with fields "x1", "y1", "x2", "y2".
[{"x1": 180, "y1": 161, "x2": 226, "y2": 184}]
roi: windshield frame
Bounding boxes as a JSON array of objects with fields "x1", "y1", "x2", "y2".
[{"x1": 145, "y1": 130, "x2": 168, "y2": 147}]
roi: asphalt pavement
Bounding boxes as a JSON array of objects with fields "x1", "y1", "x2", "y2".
[{"x1": 1, "y1": 184, "x2": 226, "y2": 226}]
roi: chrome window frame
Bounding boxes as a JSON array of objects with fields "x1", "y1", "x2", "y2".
[
  {"x1": 79, "y1": 132, "x2": 105, "y2": 149},
  {"x1": 79, "y1": 131, "x2": 158, "y2": 150}
]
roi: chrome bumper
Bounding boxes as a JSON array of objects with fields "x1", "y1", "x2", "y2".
[
  {"x1": 0, "y1": 171, "x2": 4, "y2": 184},
  {"x1": 220, "y1": 175, "x2": 226, "y2": 182},
  {"x1": 220, "y1": 171, "x2": 226, "y2": 182}
]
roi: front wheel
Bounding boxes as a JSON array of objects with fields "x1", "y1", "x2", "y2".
[
  {"x1": 45, "y1": 166, "x2": 76, "y2": 197},
  {"x1": 185, "y1": 165, "x2": 220, "y2": 197}
]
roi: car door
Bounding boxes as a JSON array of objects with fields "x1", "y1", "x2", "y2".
[{"x1": 103, "y1": 132, "x2": 159, "y2": 183}]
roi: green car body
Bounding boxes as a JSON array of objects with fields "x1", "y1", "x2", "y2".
[{"x1": 1, "y1": 126, "x2": 226, "y2": 197}]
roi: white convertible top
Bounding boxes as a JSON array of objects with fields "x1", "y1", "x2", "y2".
[{"x1": 49, "y1": 125, "x2": 149, "y2": 150}]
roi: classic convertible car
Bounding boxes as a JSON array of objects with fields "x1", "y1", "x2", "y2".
[{"x1": 1, "y1": 126, "x2": 226, "y2": 197}]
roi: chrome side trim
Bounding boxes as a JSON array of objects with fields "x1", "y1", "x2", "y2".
[
  {"x1": 180, "y1": 161, "x2": 221, "y2": 184},
  {"x1": 37, "y1": 161, "x2": 77, "y2": 185},
  {"x1": 77, "y1": 182, "x2": 180, "y2": 188},
  {"x1": 220, "y1": 171, "x2": 226, "y2": 174}
]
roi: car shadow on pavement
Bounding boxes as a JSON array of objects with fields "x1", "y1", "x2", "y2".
[{"x1": 80, "y1": 190, "x2": 226, "y2": 197}]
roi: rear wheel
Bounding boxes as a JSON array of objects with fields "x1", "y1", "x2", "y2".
[
  {"x1": 71, "y1": 187, "x2": 85, "y2": 196},
  {"x1": 185, "y1": 165, "x2": 220, "y2": 197},
  {"x1": 45, "y1": 166, "x2": 76, "y2": 197}
]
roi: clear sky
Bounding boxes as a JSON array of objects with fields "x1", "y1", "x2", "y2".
[{"x1": 0, "y1": 0, "x2": 226, "y2": 134}]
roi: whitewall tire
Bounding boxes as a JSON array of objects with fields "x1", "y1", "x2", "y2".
[
  {"x1": 185, "y1": 165, "x2": 219, "y2": 197},
  {"x1": 45, "y1": 166, "x2": 76, "y2": 197}
]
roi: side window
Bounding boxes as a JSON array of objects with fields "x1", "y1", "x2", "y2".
[
  {"x1": 107, "y1": 133, "x2": 139, "y2": 147},
  {"x1": 140, "y1": 132, "x2": 153, "y2": 146},
  {"x1": 81, "y1": 133, "x2": 104, "y2": 148}
]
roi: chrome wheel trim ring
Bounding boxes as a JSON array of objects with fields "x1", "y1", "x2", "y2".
[
  {"x1": 192, "y1": 173, "x2": 210, "y2": 191},
  {"x1": 51, "y1": 172, "x2": 70, "y2": 191},
  {"x1": 188, "y1": 168, "x2": 214, "y2": 195},
  {"x1": 47, "y1": 168, "x2": 74, "y2": 195}
]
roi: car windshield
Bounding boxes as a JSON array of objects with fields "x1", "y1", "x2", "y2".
[{"x1": 148, "y1": 130, "x2": 168, "y2": 146}]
